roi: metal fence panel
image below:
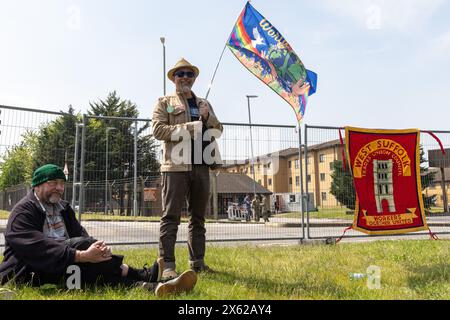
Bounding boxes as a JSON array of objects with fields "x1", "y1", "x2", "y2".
[
  {"x1": 0, "y1": 106, "x2": 73, "y2": 252},
  {"x1": 0, "y1": 106, "x2": 306, "y2": 251},
  {"x1": 213, "y1": 123, "x2": 304, "y2": 242},
  {"x1": 77, "y1": 119, "x2": 304, "y2": 245},
  {"x1": 304, "y1": 125, "x2": 450, "y2": 240},
  {"x1": 75, "y1": 115, "x2": 162, "y2": 245},
  {"x1": 3, "y1": 103, "x2": 446, "y2": 250},
  {"x1": 78, "y1": 116, "x2": 160, "y2": 216}
]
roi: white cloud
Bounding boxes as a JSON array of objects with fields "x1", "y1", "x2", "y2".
[
  {"x1": 311, "y1": 27, "x2": 340, "y2": 45},
  {"x1": 429, "y1": 31, "x2": 450, "y2": 57},
  {"x1": 318, "y1": 0, "x2": 445, "y2": 32},
  {"x1": 0, "y1": 92, "x2": 41, "y2": 109},
  {"x1": 414, "y1": 30, "x2": 450, "y2": 64}
]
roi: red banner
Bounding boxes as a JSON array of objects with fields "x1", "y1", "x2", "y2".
[{"x1": 345, "y1": 127, "x2": 428, "y2": 235}]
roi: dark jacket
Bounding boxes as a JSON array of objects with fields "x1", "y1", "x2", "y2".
[{"x1": 0, "y1": 191, "x2": 88, "y2": 285}]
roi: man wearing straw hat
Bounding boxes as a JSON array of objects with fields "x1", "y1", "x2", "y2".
[
  {"x1": 152, "y1": 58, "x2": 223, "y2": 279},
  {"x1": 0, "y1": 164, "x2": 197, "y2": 296}
]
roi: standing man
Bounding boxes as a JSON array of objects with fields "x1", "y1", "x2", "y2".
[
  {"x1": 261, "y1": 195, "x2": 270, "y2": 222},
  {"x1": 251, "y1": 195, "x2": 261, "y2": 222},
  {"x1": 152, "y1": 58, "x2": 223, "y2": 279},
  {"x1": 243, "y1": 194, "x2": 252, "y2": 222},
  {"x1": 274, "y1": 198, "x2": 280, "y2": 214}
]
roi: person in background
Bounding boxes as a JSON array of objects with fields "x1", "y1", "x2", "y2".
[
  {"x1": 261, "y1": 195, "x2": 270, "y2": 222},
  {"x1": 251, "y1": 195, "x2": 261, "y2": 222},
  {"x1": 274, "y1": 199, "x2": 280, "y2": 214},
  {"x1": 244, "y1": 194, "x2": 252, "y2": 222}
]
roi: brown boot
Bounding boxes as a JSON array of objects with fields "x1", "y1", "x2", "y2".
[{"x1": 155, "y1": 270, "x2": 197, "y2": 297}]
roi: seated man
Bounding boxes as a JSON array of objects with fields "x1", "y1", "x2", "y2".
[{"x1": 0, "y1": 164, "x2": 197, "y2": 296}]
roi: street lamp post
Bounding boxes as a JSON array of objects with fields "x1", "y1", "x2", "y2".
[
  {"x1": 246, "y1": 95, "x2": 258, "y2": 199},
  {"x1": 160, "y1": 37, "x2": 166, "y2": 96},
  {"x1": 105, "y1": 127, "x2": 116, "y2": 215}
]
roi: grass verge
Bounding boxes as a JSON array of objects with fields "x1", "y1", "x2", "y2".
[{"x1": 2, "y1": 240, "x2": 449, "y2": 300}]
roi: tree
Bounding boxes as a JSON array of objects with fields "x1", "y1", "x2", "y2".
[
  {"x1": 330, "y1": 160, "x2": 356, "y2": 210},
  {"x1": 85, "y1": 91, "x2": 160, "y2": 215},
  {"x1": 420, "y1": 147, "x2": 436, "y2": 210},
  {"x1": 0, "y1": 92, "x2": 160, "y2": 215},
  {"x1": 33, "y1": 106, "x2": 79, "y2": 175},
  {"x1": 0, "y1": 132, "x2": 37, "y2": 190}
]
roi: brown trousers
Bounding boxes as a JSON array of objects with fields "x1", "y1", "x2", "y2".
[{"x1": 159, "y1": 165, "x2": 210, "y2": 267}]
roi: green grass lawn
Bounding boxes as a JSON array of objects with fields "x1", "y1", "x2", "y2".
[
  {"x1": 428, "y1": 207, "x2": 449, "y2": 214},
  {"x1": 2, "y1": 206, "x2": 446, "y2": 222},
  {"x1": 0, "y1": 210, "x2": 9, "y2": 220},
  {"x1": 79, "y1": 214, "x2": 228, "y2": 223},
  {"x1": 2, "y1": 240, "x2": 449, "y2": 300},
  {"x1": 275, "y1": 206, "x2": 449, "y2": 221},
  {"x1": 0, "y1": 211, "x2": 220, "y2": 223},
  {"x1": 79, "y1": 213, "x2": 162, "y2": 222},
  {"x1": 0, "y1": 210, "x2": 163, "y2": 222}
]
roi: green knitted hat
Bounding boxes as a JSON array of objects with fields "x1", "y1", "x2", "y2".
[{"x1": 32, "y1": 164, "x2": 66, "y2": 187}]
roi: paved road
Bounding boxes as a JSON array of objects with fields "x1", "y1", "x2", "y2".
[{"x1": 1, "y1": 216, "x2": 448, "y2": 251}]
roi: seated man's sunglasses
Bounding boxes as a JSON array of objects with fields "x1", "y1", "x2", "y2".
[{"x1": 174, "y1": 71, "x2": 196, "y2": 78}]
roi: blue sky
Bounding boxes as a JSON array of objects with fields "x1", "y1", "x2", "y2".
[{"x1": 1, "y1": 0, "x2": 449, "y2": 129}]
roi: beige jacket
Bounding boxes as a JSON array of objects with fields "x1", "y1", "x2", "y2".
[{"x1": 152, "y1": 91, "x2": 223, "y2": 172}]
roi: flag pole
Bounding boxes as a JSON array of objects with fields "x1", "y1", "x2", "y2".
[
  {"x1": 247, "y1": 95, "x2": 258, "y2": 200},
  {"x1": 205, "y1": 2, "x2": 248, "y2": 99},
  {"x1": 205, "y1": 43, "x2": 227, "y2": 100}
]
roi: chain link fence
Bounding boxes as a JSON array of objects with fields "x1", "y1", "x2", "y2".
[
  {"x1": 304, "y1": 125, "x2": 450, "y2": 240},
  {"x1": 0, "y1": 105, "x2": 305, "y2": 250},
  {"x1": 1, "y1": 104, "x2": 448, "y2": 252},
  {"x1": 77, "y1": 115, "x2": 161, "y2": 216},
  {"x1": 76, "y1": 119, "x2": 304, "y2": 245}
]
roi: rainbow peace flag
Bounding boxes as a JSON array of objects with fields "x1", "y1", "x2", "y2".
[{"x1": 227, "y1": 2, "x2": 317, "y2": 123}]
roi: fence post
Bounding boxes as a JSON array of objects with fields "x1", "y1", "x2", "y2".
[
  {"x1": 212, "y1": 172, "x2": 218, "y2": 220},
  {"x1": 72, "y1": 123, "x2": 81, "y2": 210},
  {"x1": 140, "y1": 176, "x2": 145, "y2": 216},
  {"x1": 298, "y1": 126, "x2": 305, "y2": 240},
  {"x1": 304, "y1": 124, "x2": 310, "y2": 240},
  {"x1": 441, "y1": 167, "x2": 448, "y2": 213},
  {"x1": 134, "y1": 120, "x2": 138, "y2": 217},
  {"x1": 78, "y1": 114, "x2": 87, "y2": 220}
]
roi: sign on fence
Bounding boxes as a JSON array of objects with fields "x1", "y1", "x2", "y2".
[
  {"x1": 428, "y1": 148, "x2": 450, "y2": 168},
  {"x1": 345, "y1": 127, "x2": 428, "y2": 235},
  {"x1": 144, "y1": 188, "x2": 158, "y2": 202}
]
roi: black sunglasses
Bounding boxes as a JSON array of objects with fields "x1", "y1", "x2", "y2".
[{"x1": 174, "y1": 71, "x2": 195, "y2": 78}]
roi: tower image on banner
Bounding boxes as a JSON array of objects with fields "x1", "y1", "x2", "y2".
[{"x1": 373, "y1": 159, "x2": 396, "y2": 213}]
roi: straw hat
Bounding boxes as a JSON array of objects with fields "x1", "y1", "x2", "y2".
[{"x1": 167, "y1": 58, "x2": 200, "y2": 82}]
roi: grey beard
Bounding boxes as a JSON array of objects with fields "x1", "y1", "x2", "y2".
[
  {"x1": 182, "y1": 85, "x2": 191, "y2": 94},
  {"x1": 48, "y1": 194, "x2": 62, "y2": 204}
]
